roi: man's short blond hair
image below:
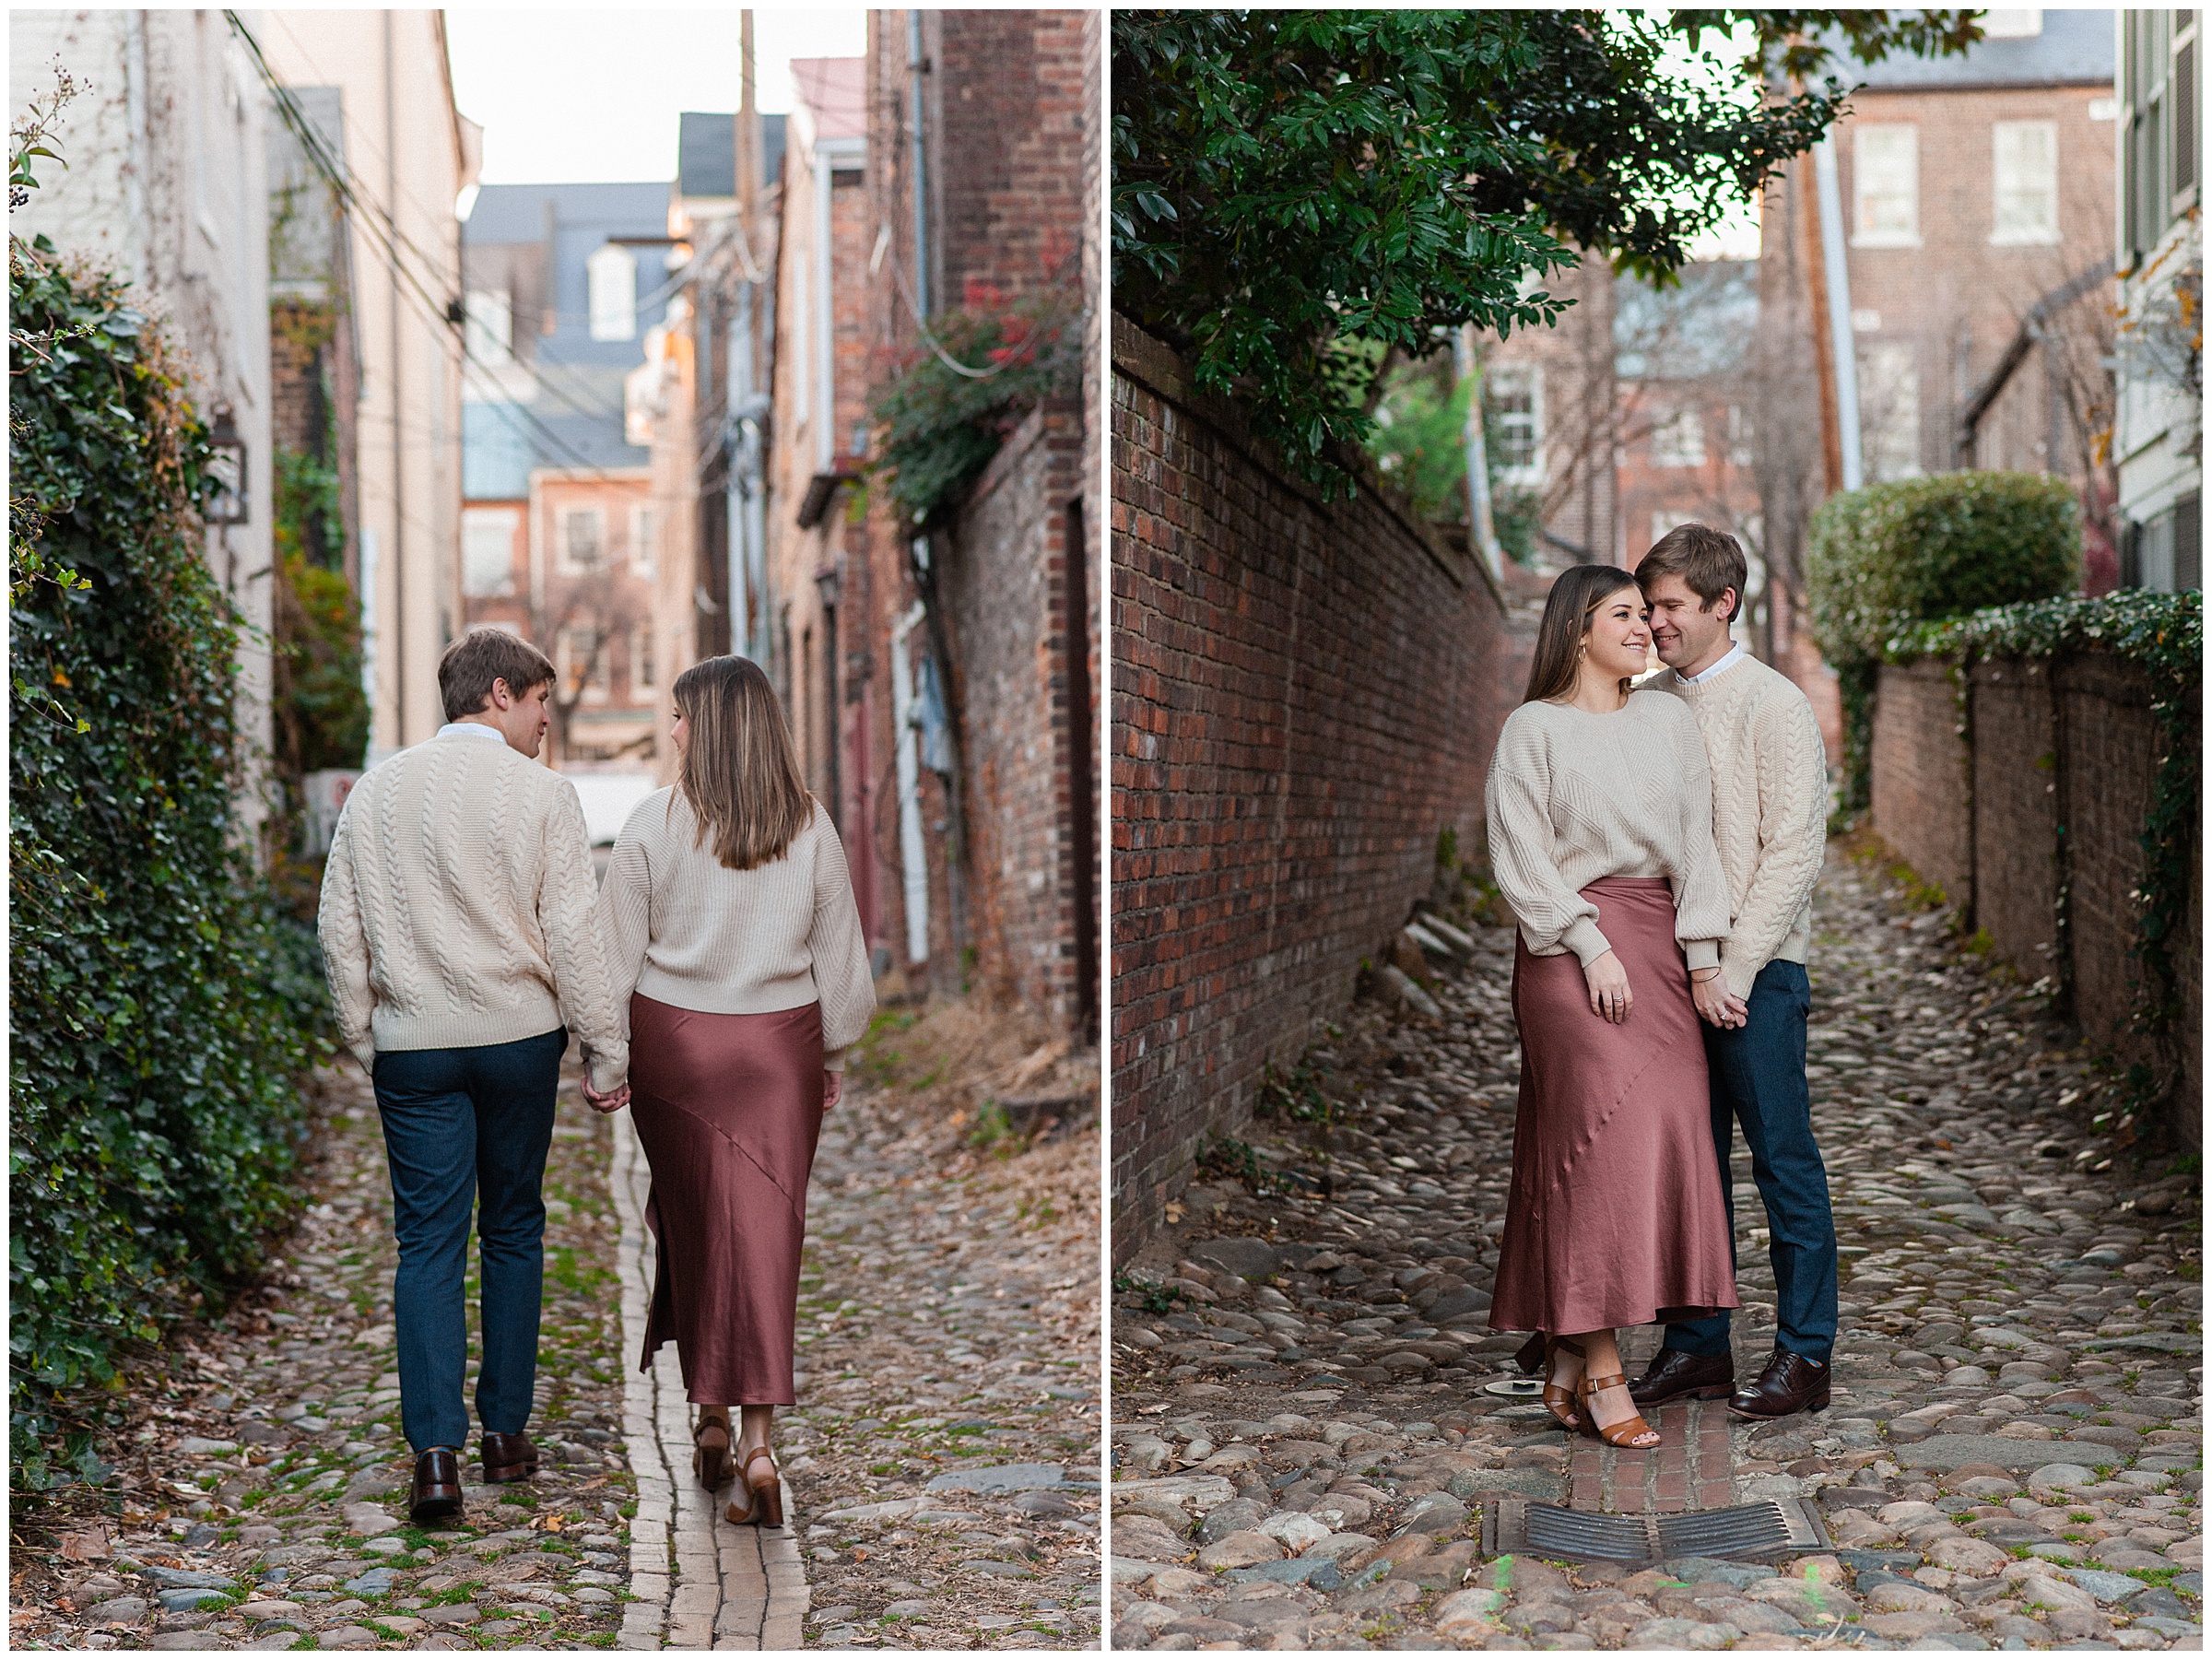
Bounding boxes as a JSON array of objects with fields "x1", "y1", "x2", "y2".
[{"x1": 1638, "y1": 523, "x2": 1748, "y2": 623}]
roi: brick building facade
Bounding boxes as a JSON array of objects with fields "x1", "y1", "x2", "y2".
[{"x1": 1111, "y1": 320, "x2": 1525, "y2": 1260}]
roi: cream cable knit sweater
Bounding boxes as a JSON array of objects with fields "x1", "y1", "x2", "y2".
[
  {"x1": 1647, "y1": 652, "x2": 1830, "y2": 999},
  {"x1": 594, "y1": 789, "x2": 877, "y2": 1070},
  {"x1": 317, "y1": 730, "x2": 629, "y2": 1090},
  {"x1": 1485, "y1": 691, "x2": 1732, "y2": 971}
]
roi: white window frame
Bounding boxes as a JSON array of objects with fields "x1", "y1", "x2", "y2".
[
  {"x1": 1852, "y1": 124, "x2": 1922, "y2": 248},
  {"x1": 1991, "y1": 120, "x2": 2062, "y2": 245},
  {"x1": 559, "y1": 505, "x2": 606, "y2": 575},
  {"x1": 1858, "y1": 341, "x2": 1924, "y2": 483},
  {"x1": 1650, "y1": 405, "x2": 1707, "y2": 469},
  {"x1": 587, "y1": 242, "x2": 638, "y2": 342},
  {"x1": 629, "y1": 504, "x2": 656, "y2": 578},
  {"x1": 464, "y1": 288, "x2": 512, "y2": 362},
  {"x1": 629, "y1": 621, "x2": 656, "y2": 697},
  {"x1": 558, "y1": 625, "x2": 610, "y2": 705},
  {"x1": 1488, "y1": 363, "x2": 1545, "y2": 487},
  {"x1": 461, "y1": 506, "x2": 518, "y2": 598}
]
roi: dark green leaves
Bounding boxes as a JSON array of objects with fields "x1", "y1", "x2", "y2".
[{"x1": 1112, "y1": 8, "x2": 1979, "y2": 497}]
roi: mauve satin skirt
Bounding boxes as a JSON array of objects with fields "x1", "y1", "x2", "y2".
[
  {"x1": 1488, "y1": 877, "x2": 1739, "y2": 1336},
  {"x1": 629, "y1": 995, "x2": 824, "y2": 1406}
]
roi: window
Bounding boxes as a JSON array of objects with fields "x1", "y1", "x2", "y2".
[
  {"x1": 558, "y1": 626, "x2": 609, "y2": 704},
  {"x1": 1488, "y1": 365, "x2": 1543, "y2": 485},
  {"x1": 2122, "y1": 11, "x2": 2199, "y2": 258},
  {"x1": 630, "y1": 505, "x2": 657, "y2": 578},
  {"x1": 1650, "y1": 406, "x2": 1706, "y2": 468},
  {"x1": 586, "y1": 242, "x2": 638, "y2": 341},
  {"x1": 464, "y1": 288, "x2": 512, "y2": 361},
  {"x1": 1859, "y1": 342, "x2": 1923, "y2": 483},
  {"x1": 1651, "y1": 510, "x2": 1700, "y2": 547},
  {"x1": 559, "y1": 506, "x2": 605, "y2": 573},
  {"x1": 1853, "y1": 124, "x2": 1921, "y2": 247},
  {"x1": 462, "y1": 508, "x2": 518, "y2": 597},
  {"x1": 629, "y1": 622, "x2": 656, "y2": 696},
  {"x1": 1992, "y1": 121, "x2": 2061, "y2": 244}
]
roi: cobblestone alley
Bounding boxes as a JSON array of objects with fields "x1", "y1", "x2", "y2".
[
  {"x1": 1109, "y1": 847, "x2": 2203, "y2": 1651},
  {"x1": 12, "y1": 1020, "x2": 1103, "y2": 1652}
]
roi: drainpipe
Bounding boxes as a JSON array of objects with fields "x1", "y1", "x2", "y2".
[
  {"x1": 889, "y1": 601, "x2": 930, "y2": 964},
  {"x1": 908, "y1": 12, "x2": 929, "y2": 317},
  {"x1": 1454, "y1": 324, "x2": 1503, "y2": 581},
  {"x1": 384, "y1": 10, "x2": 406, "y2": 741},
  {"x1": 1812, "y1": 136, "x2": 1864, "y2": 491}
]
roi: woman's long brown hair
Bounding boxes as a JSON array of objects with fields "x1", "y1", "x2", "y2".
[
  {"x1": 1522, "y1": 564, "x2": 1642, "y2": 704},
  {"x1": 670, "y1": 655, "x2": 813, "y2": 870}
]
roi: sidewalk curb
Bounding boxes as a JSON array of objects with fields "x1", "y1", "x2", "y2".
[{"x1": 612, "y1": 1106, "x2": 811, "y2": 1650}]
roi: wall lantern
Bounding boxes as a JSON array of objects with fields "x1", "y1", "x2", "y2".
[
  {"x1": 813, "y1": 563, "x2": 842, "y2": 609},
  {"x1": 205, "y1": 408, "x2": 249, "y2": 525}
]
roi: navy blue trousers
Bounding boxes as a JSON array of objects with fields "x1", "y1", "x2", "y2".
[
  {"x1": 1663, "y1": 960, "x2": 1839, "y2": 1363},
  {"x1": 372, "y1": 1029, "x2": 563, "y2": 1454}
]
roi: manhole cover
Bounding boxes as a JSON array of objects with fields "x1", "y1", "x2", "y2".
[
  {"x1": 1482, "y1": 1377, "x2": 1543, "y2": 1398},
  {"x1": 1484, "y1": 1496, "x2": 1830, "y2": 1564}
]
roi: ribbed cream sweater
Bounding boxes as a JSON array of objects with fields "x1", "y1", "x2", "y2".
[
  {"x1": 594, "y1": 789, "x2": 877, "y2": 1069},
  {"x1": 317, "y1": 730, "x2": 629, "y2": 1090},
  {"x1": 1647, "y1": 651, "x2": 1830, "y2": 998},
  {"x1": 1484, "y1": 691, "x2": 1732, "y2": 970}
]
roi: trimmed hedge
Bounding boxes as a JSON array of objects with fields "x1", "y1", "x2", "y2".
[
  {"x1": 1807, "y1": 472, "x2": 2082, "y2": 814},
  {"x1": 9, "y1": 236, "x2": 327, "y2": 1491}
]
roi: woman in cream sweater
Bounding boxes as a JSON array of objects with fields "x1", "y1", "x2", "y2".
[
  {"x1": 1482, "y1": 564, "x2": 1739, "y2": 1450},
  {"x1": 592, "y1": 655, "x2": 876, "y2": 1526}
]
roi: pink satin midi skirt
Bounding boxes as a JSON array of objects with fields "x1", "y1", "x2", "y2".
[{"x1": 1488, "y1": 877, "x2": 1739, "y2": 1336}]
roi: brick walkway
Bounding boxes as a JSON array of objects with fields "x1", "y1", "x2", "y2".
[
  {"x1": 610, "y1": 1111, "x2": 808, "y2": 1651},
  {"x1": 1567, "y1": 1388, "x2": 1737, "y2": 1515}
]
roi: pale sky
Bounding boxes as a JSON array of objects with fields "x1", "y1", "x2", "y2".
[{"x1": 443, "y1": 7, "x2": 868, "y2": 190}]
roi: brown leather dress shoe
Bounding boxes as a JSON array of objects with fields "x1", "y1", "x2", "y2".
[
  {"x1": 1629, "y1": 1347, "x2": 1735, "y2": 1407},
  {"x1": 410, "y1": 1447, "x2": 465, "y2": 1525},
  {"x1": 1728, "y1": 1348, "x2": 1831, "y2": 1420},
  {"x1": 480, "y1": 1430, "x2": 540, "y2": 1485}
]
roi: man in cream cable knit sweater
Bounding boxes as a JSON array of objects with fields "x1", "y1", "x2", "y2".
[
  {"x1": 1630, "y1": 524, "x2": 1838, "y2": 1422},
  {"x1": 319, "y1": 630, "x2": 629, "y2": 1522}
]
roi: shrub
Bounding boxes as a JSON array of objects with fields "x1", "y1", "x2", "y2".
[
  {"x1": 9, "y1": 231, "x2": 328, "y2": 1491},
  {"x1": 1806, "y1": 471, "x2": 2082, "y2": 814}
]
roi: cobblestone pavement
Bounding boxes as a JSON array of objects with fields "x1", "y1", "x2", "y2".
[
  {"x1": 760, "y1": 1037, "x2": 1106, "y2": 1652},
  {"x1": 1109, "y1": 847, "x2": 2202, "y2": 1650},
  {"x1": 12, "y1": 1061, "x2": 641, "y2": 1651}
]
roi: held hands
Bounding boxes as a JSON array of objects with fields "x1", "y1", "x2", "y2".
[
  {"x1": 1691, "y1": 967, "x2": 1749, "y2": 1030},
  {"x1": 580, "y1": 1077, "x2": 631, "y2": 1113},
  {"x1": 1583, "y1": 950, "x2": 1632, "y2": 1024}
]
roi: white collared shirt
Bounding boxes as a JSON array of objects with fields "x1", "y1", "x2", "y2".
[
  {"x1": 436, "y1": 721, "x2": 509, "y2": 743},
  {"x1": 1682, "y1": 641, "x2": 1746, "y2": 685}
]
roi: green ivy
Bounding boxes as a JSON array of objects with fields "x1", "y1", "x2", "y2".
[
  {"x1": 1885, "y1": 590, "x2": 2202, "y2": 1058},
  {"x1": 9, "y1": 234, "x2": 328, "y2": 1492},
  {"x1": 869, "y1": 287, "x2": 1081, "y2": 531},
  {"x1": 1807, "y1": 471, "x2": 2083, "y2": 814}
]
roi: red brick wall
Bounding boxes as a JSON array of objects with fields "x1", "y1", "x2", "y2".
[
  {"x1": 1871, "y1": 659, "x2": 1972, "y2": 903},
  {"x1": 1968, "y1": 657, "x2": 2061, "y2": 979},
  {"x1": 1112, "y1": 321, "x2": 1516, "y2": 1259},
  {"x1": 943, "y1": 400, "x2": 1090, "y2": 1025},
  {"x1": 1874, "y1": 650, "x2": 2200, "y2": 1146}
]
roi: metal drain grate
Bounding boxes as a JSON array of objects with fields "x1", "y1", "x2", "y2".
[{"x1": 1484, "y1": 1497, "x2": 1830, "y2": 1565}]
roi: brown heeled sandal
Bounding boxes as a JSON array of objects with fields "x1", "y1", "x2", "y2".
[
  {"x1": 1541, "y1": 1337, "x2": 1586, "y2": 1430},
  {"x1": 693, "y1": 1412, "x2": 732, "y2": 1491},
  {"x1": 724, "y1": 1446, "x2": 784, "y2": 1528},
  {"x1": 1577, "y1": 1372, "x2": 1661, "y2": 1448}
]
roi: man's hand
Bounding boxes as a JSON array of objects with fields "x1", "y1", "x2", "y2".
[
  {"x1": 581, "y1": 1077, "x2": 631, "y2": 1114},
  {"x1": 1691, "y1": 969, "x2": 1747, "y2": 1030},
  {"x1": 822, "y1": 1071, "x2": 843, "y2": 1113},
  {"x1": 1583, "y1": 950, "x2": 1632, "y2": 1024}
]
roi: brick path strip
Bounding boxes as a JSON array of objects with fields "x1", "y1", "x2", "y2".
[{"x1": 611, "y1": 1109, "x2": 808, "y2": 1651}]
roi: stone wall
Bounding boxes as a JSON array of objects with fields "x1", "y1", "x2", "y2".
[
  {"x1": 1112, "y1": 319, "x2": 1521, "y2": 1260},
  {"x1": 1873, "y1": 652, "x2": 2200, "y2": 1145}
]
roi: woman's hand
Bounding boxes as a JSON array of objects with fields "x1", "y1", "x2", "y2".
[
  {"x1": 1690, "y1": 968, "x2": 1746, "y2": 1030},
  {"x1": 822, "y1": 1071, "x2": 843, "y2": 1113},
  {"x1": 1583, "y1": 950, "x2": 1632, "y2": 1023}
]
